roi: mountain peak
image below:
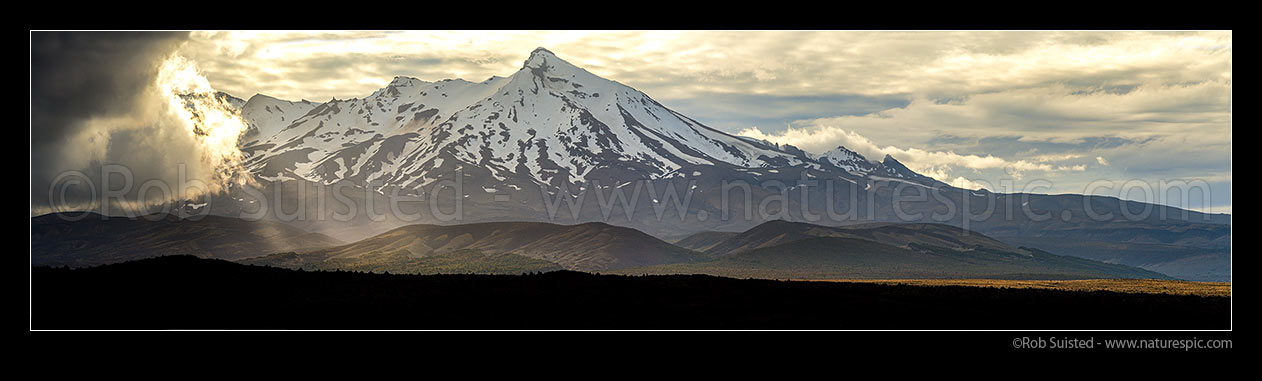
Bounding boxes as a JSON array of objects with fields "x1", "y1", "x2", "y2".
[
  {"x1": 523, "y1": 47, "x2": 556, "y2": 68},
  {"x1": 530, "y1": 47, "x2": 556, "y2": 57},
  {"x1": 237, "y1": 46, "x2": 824, "y2": 196},
  {"x1": 820, "y1": 145, "x2": 873, "y2": 171},
  {"x1": 521, "y1": 47, "x2": 577, "y2": 73},
  {"x1": 242, "y1": 93, "x2": 307, "y2": 110},
  {"x1": 873, "y1": 154, "x2": 944, "y2": 186},
  {"x1": 246, "y1": 93, "x2": 280, "y2": 103},
  {"x1": 831, "y1": 145, "x2": 864, "y2": 157},
  {"x1": 389, "y1": 75, "x2": 420, "y2": 86}
]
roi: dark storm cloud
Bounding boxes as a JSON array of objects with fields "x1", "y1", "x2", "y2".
[
  {"x1": 31, "y1": 32, "x2": 189, "y2": 145},
  {"x1": 30, "y1": 31, "x2": 190, "y2": 209}
]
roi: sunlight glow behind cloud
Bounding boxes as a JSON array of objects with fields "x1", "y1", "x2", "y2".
[{"x1": 156, "y1": 54, "x2": 254, "y2": 194}]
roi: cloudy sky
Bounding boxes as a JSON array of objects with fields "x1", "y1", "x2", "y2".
[{"x1": 33, "y1": 31, "x2": 1232, "y2": 214}]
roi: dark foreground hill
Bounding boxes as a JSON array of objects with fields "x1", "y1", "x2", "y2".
[
  {"x1": 31, "y1": 212, "x2": 343, "y2": 267},
  {"x1": 241, "y1": 221, "x2": 702, "y2": 272},
  {"x1": 32, "y1": 256, "x2": 1228, "y2": 330},
  {"x1": 33, "y1": 214, "x2": 1170, "y2": 280},
  {"x1": 624, "y1": 220, "x2": 1171, "y2": 280},
  {"x1": 616, "y1": 237, "x2": 1169, "y2": 280}
]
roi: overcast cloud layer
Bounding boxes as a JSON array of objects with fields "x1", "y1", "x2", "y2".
[
  {"x1": 32, "y1": 31, "x2": 1230, "y2": 214},
  {"x1": 181, "y1": 30, "x2": 1230, "y2": 213}
]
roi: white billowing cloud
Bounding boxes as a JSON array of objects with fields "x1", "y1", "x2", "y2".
[
  {"x1": 1097, "y1": 156, "x2": 1110, "y2": 166},
  {"x1": 740, "y1": 124, "x2": 1085, "y2": 182},
  {"x1": 738, "y1": 124, "x2": 883, "y2": 159},
  {"x1": 36, "y1": 53, "x2": 255, "y2": 215},
  {"x1": 156, "y1": 54, "x2": 253, "y2": 189},
  {"x1": 1031, "y1": 153, "x2": 1084, "y2": 162},
  {"x1": 948, "y1": 177, "x2": 988, "y2": 191}
]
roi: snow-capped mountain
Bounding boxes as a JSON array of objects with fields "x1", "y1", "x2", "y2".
[
  {"x1": 819, "y1": 145, "x2": 871, "y2": 174},
  {"x1": 235, "y1": 48, "x2": 834, "y2": 192},
  {"x1": 238, "y1": 94, "x2": 318, "y2": 147},
  {"x1": 206, "y1": 48, "x2": 969, "y2": 239},
  {"x1": 817, "y1": 146, "x2": 944, "y2": 185},
  {"x1": 151, "y1": 47, "x2": 1230, "y2": 280}
]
